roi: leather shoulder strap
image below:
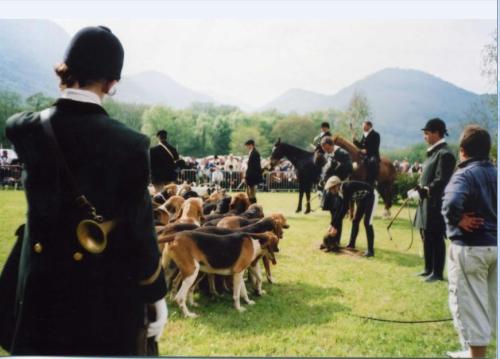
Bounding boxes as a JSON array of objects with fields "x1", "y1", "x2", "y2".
[
  {"x1": 40, "y1": 108, "x2": 98, "y2": 216},
  {"x1": 40, "y1": 108, "x2": 80, "y2": 198},
  {"x1": 159, "y1": 141, "x2": 175, "y2": 160}
]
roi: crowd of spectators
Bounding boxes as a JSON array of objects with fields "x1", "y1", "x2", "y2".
[
  {"x1": 0, "y1": 149, "x2": 22, "y2": 188},
  {"x1": 179, "y1": 154, "x2": 297, "y2": 187},
  {"x1": 393, "y1": 158, "x2": 423, "y2": 174},
  {"x1": 0, "y1": 149, "x2": 300, "y2": 190}
]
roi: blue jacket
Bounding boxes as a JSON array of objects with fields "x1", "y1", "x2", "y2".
[{"x1": 441, "y1": 158, "x2": 497, "y2": 246}]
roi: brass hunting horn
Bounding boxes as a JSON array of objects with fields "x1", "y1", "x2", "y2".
[
  {"x1": 75, "y1": 196, "x2": 115, "y2": 254},
  {"x1": 41, "y1": 108, "x2": 116, "y2": 254}
]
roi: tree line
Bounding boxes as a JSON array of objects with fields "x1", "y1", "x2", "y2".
[
  {"x1": 0, "y1": 90, "x2": 374, "y2": 158},
  {"x1": 0, "y1": 88, "x2": 496, "y2": 162}
]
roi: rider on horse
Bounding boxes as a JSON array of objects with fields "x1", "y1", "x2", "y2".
[
  {"x1": 313, "y1": 122, "x2": 332, "y2": 153},
  {"x1": 353, "y1": 120, "x2": 380, "y2": 186}
]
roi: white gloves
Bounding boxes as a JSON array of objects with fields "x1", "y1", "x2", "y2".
[
  {"x1": 147, "y1": 299, "x2": 168, "y2": 341},
  {"x1": 407, "y1": 189, "x2": 421, "y2": 201}
]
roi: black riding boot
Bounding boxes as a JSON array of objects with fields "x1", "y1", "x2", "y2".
[
  {"x1": 364, "y1": 225, "x2": 375, "y2": 257},
  {"x1": 421, "y1": 230, "x2": 433, "y2": 275},
  {"x1": 366, "y1": 224, "x2": 375, "y2": 255},
  {"x1": 349, "y1": 222, "x2": 360, "y2": 248}
]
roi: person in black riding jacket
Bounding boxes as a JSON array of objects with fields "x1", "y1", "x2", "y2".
[
  {"x1": 321, "y1": 176, "x2": 376, "y2": 257},
  {"x1": 353, "y1": 120, "x2": 380, "y2": 186},
  {"x1": 313, "y1": 122, "x2": 332, "y2": 153},
  {"x1": 320, "y1": 136, "x2": 352, "y2": 181}
]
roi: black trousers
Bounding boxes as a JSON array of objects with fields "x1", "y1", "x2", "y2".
[
  {"x1": 349, "y1": 192, "x2": 375, "y2": 254},
  {"x1": 420, "y1": 228, "x2": 446, "y2": 278},
  {"x1": 364, "y1": 157, "x2": 379, "y2": 186}
]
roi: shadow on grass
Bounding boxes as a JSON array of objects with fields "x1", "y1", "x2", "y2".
[
  {"x1": 316, "y1": 243, "x2": 422, "y2": 268},
  {"x1": 374, "y1": 246, "x2": 422, "y2": 268},
  {"x1": 169, "y1": 280, "x2": 350, "y2": 332}
]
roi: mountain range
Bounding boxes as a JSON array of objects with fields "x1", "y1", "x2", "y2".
[
  {"x1": 0, "y1": 19, "x2": 493, "y2": 148},
  {"x1": 261, "y1": 68, "x2": 492, "y2": 146}
]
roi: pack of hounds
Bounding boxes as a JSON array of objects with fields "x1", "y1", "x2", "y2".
[{"x1": 149, "y1": 183, "x2": 289, "y2": 318}]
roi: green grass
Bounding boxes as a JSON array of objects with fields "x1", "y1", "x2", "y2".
[{"x1": 0, "y1": 190, "x2": 496, "y2": 357}]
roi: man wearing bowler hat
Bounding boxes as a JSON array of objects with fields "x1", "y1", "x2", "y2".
[
  {"x1": 408, "y1": 118, "x2": 456, "y2": 282},
  {"x1": 243, "y1": 139, "x2": 263, "y2": 203}
]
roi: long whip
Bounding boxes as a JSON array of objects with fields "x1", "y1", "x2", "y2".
[{"x1": 386, "y1": 196, "x2": 411, "y2": 241}]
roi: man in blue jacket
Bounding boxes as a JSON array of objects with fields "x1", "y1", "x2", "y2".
[{"x1": 441, "y1": 125, "x2": 496, "y2": 359}]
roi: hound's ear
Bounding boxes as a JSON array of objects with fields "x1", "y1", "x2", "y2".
[
  {"x1": 258, "y1": 236, "x2": 268, "y2": 245},
  {"x1": 171, "y1": 207, "x2": 183, "y2": 222}
]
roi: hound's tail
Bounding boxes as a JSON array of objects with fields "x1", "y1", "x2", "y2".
[{"x1": 157, "y1": 233, "x2": 177, "y2": 244}]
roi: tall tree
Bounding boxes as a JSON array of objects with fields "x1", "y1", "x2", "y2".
[
  {"x1": 230, "y1": 125, "x2": 271, "y2": 156},
  {"x1": 462, "y1": 29, "x2": 497, "y2": 160},
  {"x1": 270, "y1": 115, "x2": 316, "y2": 150},
  {"x1": 212, "y1": 118, "x2": 232, "y2": 155},
  {"x1": 482, "y1": 30, "x2": 498, "y2": 160},
  {"x1": 345, "y1": 91, "x2": 371, "y2": 140},
  {"x1": 481, "y1": 30, "x2": 497, "y2": 89}
]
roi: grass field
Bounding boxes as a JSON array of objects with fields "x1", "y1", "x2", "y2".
[{"x1": 0, "y1": 190, "x2": 496, "y2": 357}]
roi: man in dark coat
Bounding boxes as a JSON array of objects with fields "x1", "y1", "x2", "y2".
[
  {"x1": 244, "y1": 139, "x2": 263, "y2": 204},
  {"x1": 150, "y1": 129, "x2": 180, "y2": 193},
  {"x1": 0, "y1": 26, "x2": 167, "y2": 356},
  {"x1": 320, "y1": 136, "x2": 353, "y2": 181},
  {"x1": 353, "y1": 120, "x2": 380, "y2": 186},
  {"x1": 408, "y1": 118, "x2": 456, "y2": 282}
]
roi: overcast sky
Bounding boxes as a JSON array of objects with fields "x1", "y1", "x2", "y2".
[{"x1": 54, "y1": 19, "x2": 495, "y2": 108}]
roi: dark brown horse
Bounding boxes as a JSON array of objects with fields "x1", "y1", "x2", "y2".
[
  {"x1": 332, "y1": 135, "x2": 396, "y2": 218},
  {"x1": 269, "y1": 139, "x2": 322, "y2": 214}
]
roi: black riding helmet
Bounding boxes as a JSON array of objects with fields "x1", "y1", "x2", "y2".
[{"x1": 64, "y1": 26, "x2": 124, "y2": 81}]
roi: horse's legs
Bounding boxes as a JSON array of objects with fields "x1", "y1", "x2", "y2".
[
  {"x1": 304, "y1": 190, "x2": 311, "y2": 214},
  {"x1": 296, "y1": 189, "x2": 303, "y2": 213},
  {"x1": 377, "y1": 183, "x2": 392, "y2": 219}
]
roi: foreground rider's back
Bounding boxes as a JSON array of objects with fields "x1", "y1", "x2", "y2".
[{"x1": 1, "y1": 98, "x2": 166, "y2": 355}]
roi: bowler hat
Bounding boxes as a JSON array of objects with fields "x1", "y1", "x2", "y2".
[
  {"x1": 244, "y1": 139, "x2": 255, "y2": 146},
  {"x1": 64, "y1": 26, "x2": 124, "y2": 80},
  {"x1": 421, "y1": 118, "x2": 448, "y2": 136}
]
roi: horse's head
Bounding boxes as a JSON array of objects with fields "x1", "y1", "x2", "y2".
[
  {"x1": 313, "y1": 149, "x2": 327, "y2": 168},
  {"x1": 269, "y1": 138, "x2": 285, "y2": 169}
]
